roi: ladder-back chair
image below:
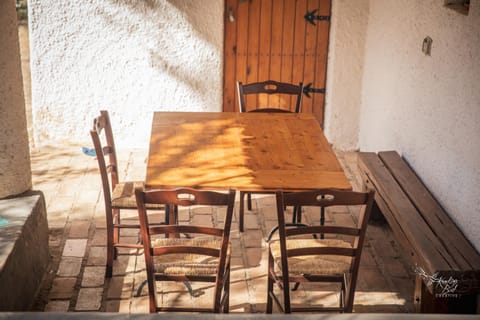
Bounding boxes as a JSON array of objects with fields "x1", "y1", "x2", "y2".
[
  {"x1": 90, "y1": 110, "x2": 166, "y2": 277},
  {"x1": 267, "y1": 189, "x2": 374, "y2": 313},
  {"x1": 236, "y1": 80, "x2": 304, "y2": 232},
  {"x1": 135, "y1": 188, "x2": 236, "y2": 313}
]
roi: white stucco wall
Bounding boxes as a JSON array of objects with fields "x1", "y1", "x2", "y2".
[
  {"x1": 359, "y1": 0, "x2": 480, "y2": 251},
  {"x1": 324, "y1": 0, "x2": 369, "y2": 151},
  {"x1": 29, "y1": 0, "x2": 224, "y2": 148}
]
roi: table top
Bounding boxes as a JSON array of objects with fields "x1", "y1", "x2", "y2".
[{"x1": 146, "y1": 112, "x2": 351, "y2": 192}]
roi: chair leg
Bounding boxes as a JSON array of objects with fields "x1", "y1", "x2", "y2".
[
  {"x1": 223, "y1": 269, "x2": 230, "y2": 313},
  {"x1": 247, "y1": 192, "x2": 252, "y2": 210},
  {"x1": 112, "y1": 208, "x2": 121, "y2": 260},
  {"x1": 149, "y1": 294, "x2": 156, "y2": 313},
  {"x1": 113, "y1": 209, "x2": 120, "y2": 254},
  {"x1": 344, "y1": 275, "x2": 356, "y2": 312},
  {"x1": 340, "y1": 278, "x2": 346, "y2": 311},
  {"x1": 105, "y1": 240, "x2": 114, "y2": 278},
  {"x1": 282, "y1": 268, "x2": 291, "y2": 313},
  {"x1": 266, "y1": 252, "x2": 274, "y2": 314},
  {"x1": 291, "y1": 206, "x2": 302, "y2": 223},
  {"x1": 106, "y1": 210, "x2": 116, "y2": 278},
  {"x1": 239, "y1": 192, "x2": 245, "y2": 232},
  {"x1": 215, "y1": 268, "x2": 230, "y2": 313},
  {"x1": 266, "y1": 277, "x2": 274, "y2": 313},
  {"x1": 320, "y1": 206, "x2": 325, "y2": 225},
  {"x1": 148, "y1": 278, "x2": 157, "y2": 313},
  {"x1": 105, "y1": 257, "x2": 113, "y2": 278}
]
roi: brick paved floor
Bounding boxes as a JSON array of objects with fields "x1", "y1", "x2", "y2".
[{"x1": 30, "y1": 144, "x2": 415, "y2": 313}]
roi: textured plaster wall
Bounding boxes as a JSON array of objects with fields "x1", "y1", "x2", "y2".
[
  {"x1": 0, "y1": 0, "x2": 32, "y2": 198},
  {"x1": 29, "y1": 0, "x2": 224, "y2": 148},
  {"x1": 359, "y1": 0, "x2": 480, "y2": 251},
  {"x1": 324, "y1": 0, "x2": 369, "y2": 151}
]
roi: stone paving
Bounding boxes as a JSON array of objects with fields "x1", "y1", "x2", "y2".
[{"x1": 30, "y1": 144, "x2": 415, "y2": 313}]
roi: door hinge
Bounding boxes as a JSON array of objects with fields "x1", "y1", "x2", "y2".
[
  {"x1": 303, "y1": 83, "x2": 326, "y2": 98},
  {"x1": 304, "y1": 9, "x2": 330, "y2": 25}
]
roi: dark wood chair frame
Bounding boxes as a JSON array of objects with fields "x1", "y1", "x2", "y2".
[
  {"x1": 237, "y1": 80, "x2": 304, "y2": 113},
  {"x1": 90, "y1": 110, "x2": 167, "y2": 278},
  {"x1": 236, "y1": 80, "x2": 304, "y2": 232},
  {"x1": 267, "y1": 189, "x2": 374, "y2": 313},
  {"x1": 135, "y1": 188, "x2": 236, "y2": 313}
]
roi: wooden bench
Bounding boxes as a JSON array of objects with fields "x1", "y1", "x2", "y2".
[{"x1": 357, "y1": 151, "x2": 480, "y2": 313}]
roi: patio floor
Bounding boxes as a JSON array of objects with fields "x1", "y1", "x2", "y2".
[{"x1": 30, "y1": 144, "x2": 415, "y2": 313}]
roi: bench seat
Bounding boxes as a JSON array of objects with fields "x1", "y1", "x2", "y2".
[{"x1": 358, "y1": 151, "x2": 480, "y2": 313}]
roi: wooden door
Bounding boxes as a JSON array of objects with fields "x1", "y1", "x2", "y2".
[{"x1": 223, "y1": 0, "x2": 331, "y2": 126}]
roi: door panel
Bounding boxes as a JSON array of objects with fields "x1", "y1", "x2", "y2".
[{"x1": 223, "y1": 0, "x2": 331, "y2": 127}]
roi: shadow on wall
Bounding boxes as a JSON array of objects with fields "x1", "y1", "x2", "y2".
[
  {"x1": 101, "y1": 0, "x2": 223, "y2": 108},
  {"x1": 28, "y1": 0, "x2": 224, "y2": 147},
  {"x1": 165, "y1": 0, "x2": 223, "y2": 47}
]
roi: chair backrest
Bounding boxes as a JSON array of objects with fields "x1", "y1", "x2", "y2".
[
  {"x1": 135, "y1": 188, "x2": 236, "y2": 312},
  {"x1": 274, "y1": 189, "x2": 374, "y2": 309},
  {"x1": 237, "y1": 80, "x2": 304, "y2": 113},
  {"x1": 136, "y1": 187, "x2": 236, "y2": 261},
  {"x1": 90, "y1": 110, "x2": 119, "y2": 207}
]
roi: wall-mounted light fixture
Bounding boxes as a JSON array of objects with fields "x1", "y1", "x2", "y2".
[{"x1": 422, "y1": 36, "x2": 433, "y2": 56}]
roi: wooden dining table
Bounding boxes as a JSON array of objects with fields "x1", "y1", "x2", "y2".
[{"x1": 145, "y1": 112, "x2": 351, "y2": 192}]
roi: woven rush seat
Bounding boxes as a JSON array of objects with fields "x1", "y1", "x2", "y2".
[
  {"x1": 270, "y1": 238, "x2": 352, "y2": 276},
  {"x1": 111, "y1": 181, "x2": 164, "y2": 210},
  {"x1": 152, "y1": 238, "x2": 231, "y2": 276}
]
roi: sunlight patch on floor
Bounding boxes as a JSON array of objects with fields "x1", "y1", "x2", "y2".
[{"x1": 354, "y1": 291, "x2": 407, "y2": 305}]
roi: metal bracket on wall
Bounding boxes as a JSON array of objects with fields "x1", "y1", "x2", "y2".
[{"x1": 304, "y1": 9, "x2": 330, "y2": 25}]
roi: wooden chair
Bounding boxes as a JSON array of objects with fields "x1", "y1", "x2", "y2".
[
  {"x1": 267, "y1": 189, "x2": 374, "y2": 313},
  {"x1": 236, "y1": 80, "x2": 304, "y2": 113},
  {"x1": 236, "y1": 80, "x2": 304, "y2": 232},
  {"x1": 90, "y1": 110, "x2": 166, "y2": 278},
  {"x1": 135, "y1": 188, "x2": 236, "y2": 313}
]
